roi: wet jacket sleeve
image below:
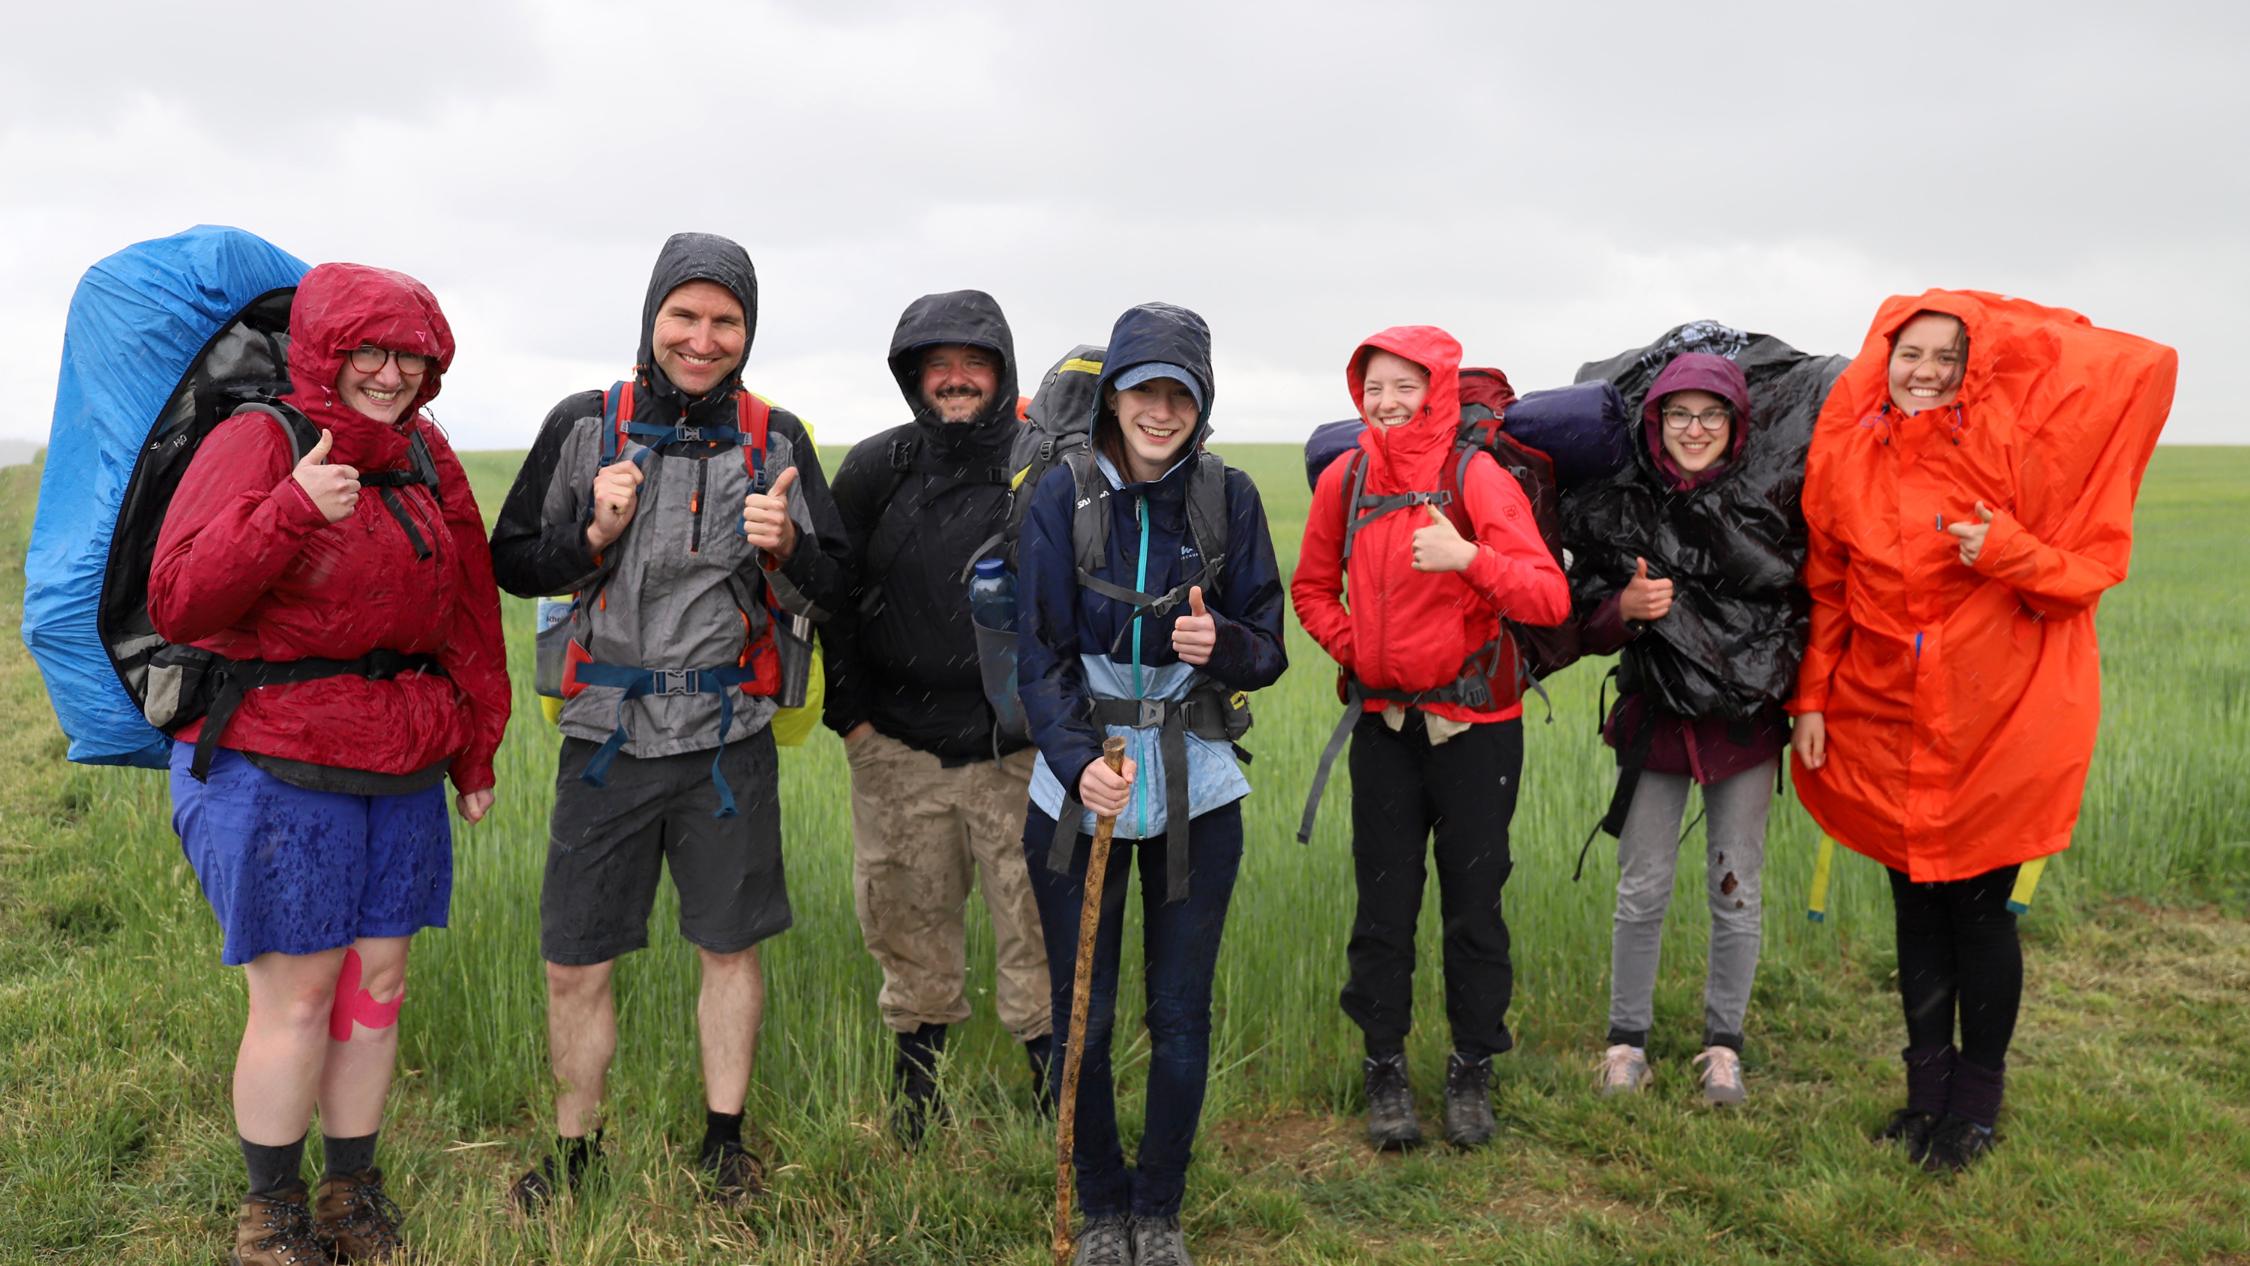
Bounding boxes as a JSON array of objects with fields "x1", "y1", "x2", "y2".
[
  {"x1": 1578, "y1": 592, "x2": 1635, "y2": 657},
  {"x1": 1290, "y1": 456, "x2": 1356, "y2": 673},
  {"x1": 1972, "y1": 506, "x2": 2128, "y2": 619},
  {"x1": 764, "y1": 410, "x2": 854, "y2": 621},
  {"x1": 818, "y1": 435, "x2": 886, "y2": 737},
  {"x1": 1200, "y1": 469, "x2": 1289, "y2": 691},
  {"x1": 1458, "y1": 454, "x2": 1570, "y2": 625},
  {"x1": 421, "y1": 428, "x2": 511, "y2": 793},
  {"x1": 148, "y1": 414, "x2": 331, "y2": 642},
  {"x1": 1789, "y1": 483, "x2": 1849, "y2": 715},
  {"x1": 1017, "y1": 466, "x2": 1104, "y2": 795},
  {"x1": 490, "y1": 395, "x2": 603, "y2": 599}
]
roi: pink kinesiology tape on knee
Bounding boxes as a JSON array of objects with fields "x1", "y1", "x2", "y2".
[{"x1": 329, "y1": 948, "x2": 405, "y2": 1041}]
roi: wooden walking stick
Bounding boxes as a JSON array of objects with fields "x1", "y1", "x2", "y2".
[{"x1": 1054, "y1": 736, "x2": 1129, "y2": 1265}]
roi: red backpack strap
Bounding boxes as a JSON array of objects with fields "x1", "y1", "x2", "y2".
[
  {"x1": 599, "y1": 380, "x2": 635, "y2": 466},
  {"x1": 736, "y1": 390, "x2": 772, "y2": 490},
  {"x1": 1440, "y1": 444, "x2": 1480, "y2": 539}
]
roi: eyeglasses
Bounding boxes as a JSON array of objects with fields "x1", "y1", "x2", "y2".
[
  {"x1": 1660, "y1": 405, "x2": 1731, "y2": 432},
  {"x1": 347, "y1": 345, "x2": 436, "y2": 377}
]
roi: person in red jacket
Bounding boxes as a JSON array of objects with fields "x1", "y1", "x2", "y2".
[
  {"x1": 149, "y1": 263, "x2": 509, "y2": 1264},
  {"x1": 1292, "y1": 326, "x2": 1569, "y2": 1149}
]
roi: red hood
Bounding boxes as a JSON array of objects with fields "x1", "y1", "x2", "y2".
[
  {"x1": 280, "y1": 262, "x2": 455, "y2": 470},
  {"x1": 1348, "y1": 325, "x2": 1461, "y2": 492}
]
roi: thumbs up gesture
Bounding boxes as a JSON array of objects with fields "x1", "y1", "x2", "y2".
[
  {"x1": 292, "y1": 429, "x2": 361, "y2": 524},
  {"x1": 1410, "y1": 504, "x2": 1476, "y2": 573},
  {"x1": 1619, "y1": 556, "x2": 1674, "y2": 622},
  {"x1": 1945, "y1": 501, "x2": 1996, "y2": 567},
  {"x1": 743, "y1": 464, "x2": 800, "y2": 560},
  {"x1": 1171, "y1": 584, "x2": 1217, "y2": 666}
]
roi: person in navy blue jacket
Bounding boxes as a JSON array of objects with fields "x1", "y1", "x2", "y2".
[{"x1": 1017, "y1": 302, "x2": 1287, "y2": 1265}]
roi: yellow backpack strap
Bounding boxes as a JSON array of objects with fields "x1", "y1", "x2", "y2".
[
  {"x1": 1807, "y1": 835, "x2": 1837, "y2": 923},
  {"x1": 2006, "y1": 856, "x2": 2048, "y2": 915}
]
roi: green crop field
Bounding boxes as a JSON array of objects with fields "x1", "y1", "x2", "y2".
[{"x1": 2, "y1": 446, "x2": 2246, "y2": 1265}]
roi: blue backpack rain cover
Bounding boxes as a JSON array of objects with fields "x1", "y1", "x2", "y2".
[{"x1": 21, "y1": 225, "x2": 307, "y2": 768}]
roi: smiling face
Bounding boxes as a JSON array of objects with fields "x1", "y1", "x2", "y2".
[
  {"x1": 650, "y1": 280, "x2": 748, "y2": 397},
  {"x1": 1658, "y1": 388, "x2": 1733, "y2": 474},
  {"x1": 918, "y1": 343, "x2": 1001, "y2": 424},
  {"x1": 1888, "y1": 312, "x2": 1968, "y2": 412},
  {"x1": 1359, "y1": 350, "x2": 1430, "y2": 429},
  {"x1": 1107, "y1": 377, "x2": 1198, "y2": 481},
  {"x1": 334, "y1": 347, "x2": 423, "y2": 425}
]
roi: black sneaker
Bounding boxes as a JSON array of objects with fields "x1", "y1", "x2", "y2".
[
  {"x1": 1362, "y1": 1054, "x2": 1423, "y2": 1150},
  {"x1": 509, "y1": 1138, "x2": 600, "y2": 1215},
  {"x1": 1877, "y1": 1108, "x2": 1940, "y2": 1164},
  {"x1": 702, "y1": 1139, "x2": 766, "y2": 1206},
  {"x1": 1442, "y1": 1052, "x2": 1497, "y2": 1148},
  {"x1": 1920, "y1": 1114, "x2": 1998, "y2": 1174}
]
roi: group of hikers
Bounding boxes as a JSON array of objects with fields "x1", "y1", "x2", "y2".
[{"x1": 116, "y1": 228, "x2": 2174, "y2": 1266}]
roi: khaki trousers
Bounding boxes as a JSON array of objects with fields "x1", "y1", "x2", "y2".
[{"x1": 846, "y1": 729, "x2": 1050, "y2": 1040}]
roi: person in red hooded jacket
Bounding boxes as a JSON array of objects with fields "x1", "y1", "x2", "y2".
[
  {"x1": 1792, "y1": 291, "x2": 2174, "y2": 1174},
  {"x1": 1292, "y1": 326, "x2": 1569, "y2": 1150},
  {"x1": 150, "y1": 262, "x2": 508, "y2": 1263}
]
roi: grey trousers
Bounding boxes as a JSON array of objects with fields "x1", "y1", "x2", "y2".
[{"x1": 1605, "y1": 760, "x2": 1774, "y2": 1051}]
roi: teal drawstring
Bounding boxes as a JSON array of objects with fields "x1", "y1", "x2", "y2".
[{"x1": 1133, "y1": 497, "x2": 1150, "y2": 839}]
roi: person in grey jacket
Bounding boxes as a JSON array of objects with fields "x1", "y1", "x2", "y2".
[{"x1": 490, "y1": 232, "x2": 851, "y2": 1208}]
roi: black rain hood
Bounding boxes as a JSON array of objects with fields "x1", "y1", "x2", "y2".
[
  {"x1": 885, "y1": 289, "x2": 1022, "y2": 446},
  {"x1": 1093, "y1": 302, "x2": 1216, "y2": 470},
  {"x1": 636, "y1": 232, "x2": 759, "y2": 425}
]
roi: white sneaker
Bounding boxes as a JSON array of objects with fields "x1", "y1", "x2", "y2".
[
  {"x1": 1693, "y1": 1046, "x2": 1745, "y2": 1106},
  {"x1": 1597, "y1": 1044, "x2": 1651, "y2": 1096}
]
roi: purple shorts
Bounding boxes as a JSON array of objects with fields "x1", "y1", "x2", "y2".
[{"x1": 170, "y1": 744, "x2": 453, "y2": 966}]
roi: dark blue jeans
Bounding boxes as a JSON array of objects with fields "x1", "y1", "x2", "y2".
[{"x1": 1023, "y1": 800, "x2": 1243, "y2": 1220}]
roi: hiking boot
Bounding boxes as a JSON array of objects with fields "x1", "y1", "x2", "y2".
[
  {"x1": 1596, "y1": 1043, "x2": 1652, "y2": 1096},
  {"x1": 1878, "y1": 1107, "x2": 1940, "y2": 1163},
  {"x1": 229, "y1": 1180, "x2": 325, "y2": 1266},
  {"x1": 1920, "y1": 1114, "x2": 1998, "y2": 1174},
  {"x1": 1442, "y1": 1052, "x2": 1497, "y2": 1147},
  {"x1": 311, "y1": 1168, "x2": 403, "y2": 1261},
  {"x1": 1026, "y1": 1033, "x2": 1056, "y2": 1119},
  {"x1": 1131, "y1": 1212, "x2": 1196, "y2": 1266},
  {"x1": 1361, "y1": 1054, "x2": 1423, "y2": 1150},
  {"x1": 1692, "y1": 1046, "x2": 1746, "y2": 1107},
  {"x1": 892, "y1": 1023, "x2": 948, "y2": 1148},
  {"x1": 1073, "y1": 1214, "x2": 1133, "y2": 1266},
  {"x1": 702, "y1": 1139, "x2": 766, "y2": 1206}
]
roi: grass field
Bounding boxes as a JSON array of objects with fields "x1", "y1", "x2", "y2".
[{"x1": 2, "y1": 444, "x2": 2247, "y2": 1265}]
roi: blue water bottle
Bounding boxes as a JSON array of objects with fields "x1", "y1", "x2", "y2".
[
  {"x1": 968, "y1": 558, "x2": 1026, "y2": 738},
  {"x1": 969, "y1": 557, "x2": 1016, "y2": 632}
]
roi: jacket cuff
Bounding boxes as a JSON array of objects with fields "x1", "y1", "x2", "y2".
[
  {"x1": 1973, "y1": 509, "x2": 2033, "y2": 577},
  {"x1": 1582, "y1": 593, "x2": 1634, "y2": 655},
  {"x1": 450, "y1": 758, "x2": 496, "y2": 796},
  {"x1": 273, "y1": 477, "x2": 330, "y2": 532}
]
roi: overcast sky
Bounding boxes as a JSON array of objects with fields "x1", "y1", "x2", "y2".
[{"x1": 3, "y1": 1, "x2": 2241, "y2": 454}]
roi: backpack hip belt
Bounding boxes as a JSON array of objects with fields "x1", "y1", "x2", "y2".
[
  {"x1": 567, "y1": 660, "x2": 765, "y2": 819},
  {"x1": 1048, "y1": 681, "x2": 1250, "y2": 904},
  {"x1": 1294, "y1": 635, "x2": 1516, "y2": 844},
  {"x1": 172, "y1": 648, "x2": 444, "y2": 783}
]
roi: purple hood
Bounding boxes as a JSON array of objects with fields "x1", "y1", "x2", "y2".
[{"x1": 1642, "y1": 352, "x2": 1753, "y2": 490}]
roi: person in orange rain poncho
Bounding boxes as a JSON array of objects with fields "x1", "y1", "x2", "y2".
[{"x1": 1789, "y1": 289, "x2": 2175, "y2": 1173}]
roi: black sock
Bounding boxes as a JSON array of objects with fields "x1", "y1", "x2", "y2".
[
  {"x1": 558, "y1": 1132, "x2": 601, "y2": 1179},
  {"x1": 700, "y1": 1110, "x2": 743, "y2": 1163},
  {"x1": 242, "y1": 1134, "x2": 307, "y2": 1198},
  {"x1": 323, "y1": 1130, "x2": 378, "y2": 1178}
]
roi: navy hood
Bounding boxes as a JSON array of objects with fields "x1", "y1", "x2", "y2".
[
  {"x1": 637, "y1": 232, "x2": 758, "y2": 407},
  {"x1": 885, "y1": 289, "x2": 1021, "y2": 434},
  {"x1": 1093, "y1": 302, "x2": 1215, "y2": 462}
]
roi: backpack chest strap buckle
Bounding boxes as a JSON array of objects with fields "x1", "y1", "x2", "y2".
[{"x1": 652, "y1": 668, "x2": 699, "y2": 697}]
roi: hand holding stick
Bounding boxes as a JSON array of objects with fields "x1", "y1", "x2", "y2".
[{"x1": 1054, "y1": 736, "x2": 1129, "y2": 1265}]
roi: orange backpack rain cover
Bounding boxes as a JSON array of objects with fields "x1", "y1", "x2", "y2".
[{"x1": 1790, "y1": 289, "x2": 2177, "y2": 881}]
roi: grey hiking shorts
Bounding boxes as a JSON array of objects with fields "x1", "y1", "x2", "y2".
[{"x1": 541, "y1": 731, "x2": 792, "y2": 966}]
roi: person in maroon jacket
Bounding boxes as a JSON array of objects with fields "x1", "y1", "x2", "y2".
[
  {"x1": 1292, "y1": 325, "x2": 1570, "y2": 1150},
  {"x1": 149, "y1": 262, "x2": 509, "y2": 1265}
]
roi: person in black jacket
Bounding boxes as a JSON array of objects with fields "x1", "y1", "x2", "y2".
[{"x1": 824, "y1": 290, "x2": 1052, "y2": 1144}]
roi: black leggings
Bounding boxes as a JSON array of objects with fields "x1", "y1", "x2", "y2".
[{"x1": 1887, "y1": 865, "x2": 2022, "y2": 1069}]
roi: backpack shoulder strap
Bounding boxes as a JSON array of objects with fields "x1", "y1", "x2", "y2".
[
  {"x1": 231, "y1": 400, "x2": 320, "y2": 465},
  {"x1": 738, "y1": 390, "x2": 772, "y2": 491},
  {"x1": 1184, "y1": 450, "x2": 1230, "y2": 590},
  {"x1": 600, "y1": 380, "x2": 632, "y2": 467},
  {"x1": 1065, "y1": 448, "x2": 1109, "y2": 576}
]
